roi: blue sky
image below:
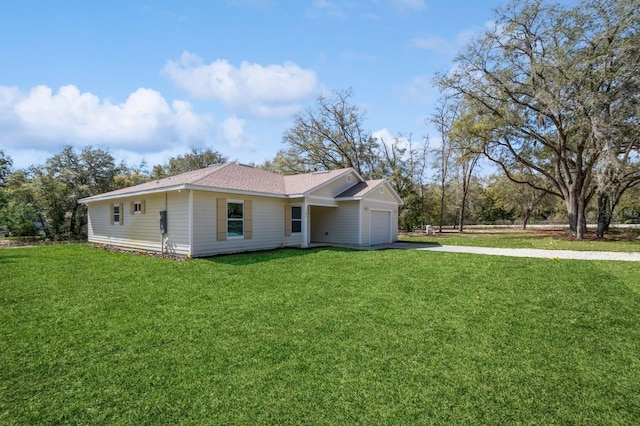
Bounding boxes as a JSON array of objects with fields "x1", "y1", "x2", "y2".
[{"x1": 0, "y1": 0, "x2": 500, "y2": 170}]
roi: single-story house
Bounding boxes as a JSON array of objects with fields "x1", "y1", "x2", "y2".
[{"x1": 79, "y1": 162, "x2": 404, "y2": 257}]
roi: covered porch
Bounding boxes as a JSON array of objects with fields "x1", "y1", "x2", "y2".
[{"x1": 300, "y1": 200, "x2": 362, "y2": 248}]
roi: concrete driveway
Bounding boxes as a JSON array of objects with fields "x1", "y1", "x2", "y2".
[{"x1": 367, "y1": 242, "x2": 640, "y2": 262}]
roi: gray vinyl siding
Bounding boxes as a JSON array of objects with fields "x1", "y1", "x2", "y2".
[
  {"x1": 308, "y1": 172, "x2": 360, "y2": 199},
  {"x1": 191, "y1": 191, "x2": 302, "y2": 257},
  {"x1": 310, "y1": 201, "x2": 360, "y2": 245},
  {"x1": 86, "y1": 191, "x2": 190, "y2": 255},
  {"x1": 165, "y1": 191, "x2": 190, "y2": 254},
  {"x1": 360, "y1": 184, "x2": 400, "y2": 244}
]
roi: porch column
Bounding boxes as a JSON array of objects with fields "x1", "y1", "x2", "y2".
[
  {"x1": 301, "y1": 201, "x2": 309, "y2": 248},
  {"x1": 188, "y1": 190, "x2": 193, "y2": 256}
]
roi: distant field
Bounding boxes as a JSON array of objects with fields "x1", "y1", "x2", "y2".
[
  {"x1": 401, "y1": 227, "x2": 640, "y2": 252},
  {"x1": 2, "y1": 244, "x2": 640, "y2": 424}
]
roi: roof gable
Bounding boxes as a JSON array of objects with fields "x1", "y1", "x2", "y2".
[
  {"x1": 283, "y1": 168, "x2": 360, "y2": 195},
  {"x1": 336, "y1": 179, "x2": 404, "y2": 205}
]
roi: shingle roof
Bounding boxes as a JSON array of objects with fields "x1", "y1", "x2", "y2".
[
  {"x1": 87, "y1": 164, "x2": 229, "y2": 198},
  {"x1": 79, "y1": 163, "x2": 362, "y2": 202},
  {"x1": 192, "y1": 163, "x2": 287, "y2": 194},
  {"x1": 335, "y1": 179, "x2": 385, "y2": 198},
  {"x1": 283, "y1": 168, "x2": 353, "y2": 195}
]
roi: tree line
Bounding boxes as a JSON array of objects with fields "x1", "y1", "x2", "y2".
[
  {"x1": 0, "y1": 146, "x2": 226, "y2": 239},
  {"x1": 1, "y1": 0, "x2": 638, "y2": 240}
]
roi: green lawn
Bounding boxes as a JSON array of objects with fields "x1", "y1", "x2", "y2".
[
  {"x1": 2, "y1": 244, "x2": 640, "y2": 424},
  {"x1": 401, "y1": 227, "x2": 640, "y2": 252}
]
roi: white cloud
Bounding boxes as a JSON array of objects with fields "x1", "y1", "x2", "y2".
[
  {"x1": 373, "y1": 128, "x2": 409, "y2": 150},
  {"x1": 0, "y1": 84, "x2": 213, "y2": 154},
  {"x1": 163, "y1": 52, "x2": 319, "y2": 118},
  {"x1": 219, "y1": 116, "x2": 256, "y2": 149},
  {"x1": 373, "y1": 128, "x2": 395, "y2": 145}
]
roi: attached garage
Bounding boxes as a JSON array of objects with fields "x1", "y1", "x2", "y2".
[{"x1": 370, "y1": 210, "x2": 391, "y2": 245}]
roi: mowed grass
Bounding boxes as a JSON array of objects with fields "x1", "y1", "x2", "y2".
[
  {"x1": 2, "y1": 244, "x2": 640, "y2": 424},
  {"x1": 401, "y1": 227, "x2": 640, "y2": 252}
]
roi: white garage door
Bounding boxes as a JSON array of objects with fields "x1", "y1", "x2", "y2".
[{"x1": 370, "y1": 210, "x2": 391, "y2": 245}]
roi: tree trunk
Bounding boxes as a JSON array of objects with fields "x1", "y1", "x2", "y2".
[
  {"x1": 438, "y1": 188, "x2": 445, "y2": 233},
  {"x1": 458, "y1": 193, "x2": 467, "y2": 233},
  {"x1": 565, "y1": 191, "x2": 585, "y2": 239},
  {"x1": 38, "y1": 213, "x2": 50, "y2": 239},
  {"x1": 522, "y1": 211, "x2": 531, "y2": 229},
  {"x1": 69, "y1": 204, "x2": 78, "y2": 238},
  {"x1": 576, "y1": 197, "x2": 587, "y2": 240},
  {"x1": 596, "y1": 193, "x2": 608, "y2": 238}
]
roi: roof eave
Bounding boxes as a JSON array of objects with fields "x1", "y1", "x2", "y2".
[
  {"x1": 185, "y1": 184, "x2": 287, "y2": 198},
  {"x1": 334, "y1": 196, "x2": 362, "y2": 201},
  {"x1": 79, "y1": 184, "x2": 188, "y2": 204}
]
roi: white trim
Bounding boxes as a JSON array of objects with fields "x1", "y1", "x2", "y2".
[
  {"x1": 334, "y1": 181, "x2": 404, "y2": 205},
  {"x1": 304, "y1": 196, "x2": 339, "y2": 207},
  {"x1": 187, "y1": 185, "x2": 287, "y2": 199},
  {"x1": 80, "y1": 185, "x2": 188, "y2": 203},
  {"x1": 358, "y1": 202, "x2": 362, "y2": 245},
  {"x1": 226, "y1": 200, "x2": 245, "y2": 239},
  {"x1": 80, "y1": 184, "x2": 289, "y2": 204},
  {"x1": 188, "y1": 190, "x2": 193, "y2": 255},
  {"x1": 339, "y1": 199, "x2": 401, "y2": 206},
  {"x1": 301, "y1": 169, "x2": 364, "y2": 197},
  {"x1": 112, "y1": 204, "x2": 121, "y2": 225}
]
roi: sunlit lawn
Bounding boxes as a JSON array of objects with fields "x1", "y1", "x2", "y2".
[
  {"x1": 2, "y1": 244, "x2": 640, "y2": 424},
  {"x1": 401, "y1": 227, "x2": 640, "y2": 252}
]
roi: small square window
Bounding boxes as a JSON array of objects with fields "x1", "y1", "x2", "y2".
[{"x1": 133, "y1": 201, "x2": 142, "y2": 213}]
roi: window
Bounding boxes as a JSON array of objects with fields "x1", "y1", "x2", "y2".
[
  {"x1": 291, "y1": 206, "x2": 302, "y2": 233},
  {"x1": 130, "y1": 200, "x2": 146, "y2": 215},
  {"x1": 111, "y1": 202, "x2": 123, "y2": 225},
  {"x1": 217, "y1": 198, "x2": 252, "y2": 241},
  {"x1": 113, "y1": 204, "x2": 120, "y2": 223},
  {"x1": 227, "y1": 201, "x2": 244, "y2": 237}
]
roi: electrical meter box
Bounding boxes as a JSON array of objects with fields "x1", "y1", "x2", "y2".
[{"x1": 159, "y1": 210, "x2": 168, "y2": 234}]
